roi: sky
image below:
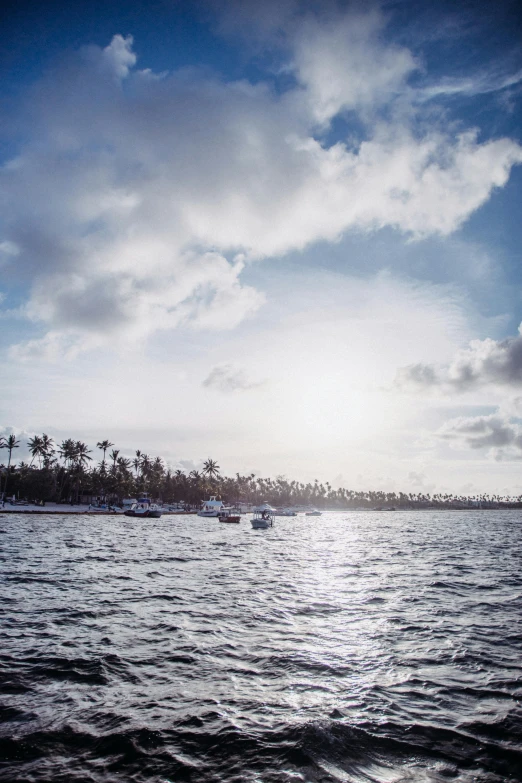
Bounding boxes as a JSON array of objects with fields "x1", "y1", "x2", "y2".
[{"x1": 1, "y1": 0, "x2": 522, "y2": 496}]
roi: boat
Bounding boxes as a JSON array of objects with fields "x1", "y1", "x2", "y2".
[
  {"x1": 251, "y1": 508, "x2": 274, "y2": 529},
  {"x1": 124, "y1": 497, "x2": 162, "y2": 518},
  {"x1": 218, "y1": 507, "x2": 241, "y2": 523},
  {"x1": 305, "y1": 509, "x2": 322, "y2": 516},
  {"x1": 274, "y1": 508, "x2": 297, "y2": 516},
  {"x1": 198, "y1": 496, "x2": 224, "y2": 517},
  {"x1": 252, "y1": 501, "x2": 276, "y2": 514}
]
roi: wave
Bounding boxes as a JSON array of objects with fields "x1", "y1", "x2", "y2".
[
  {"x1": 1, "y1": 717, "x2": 520, "y2": 783},
  {"x1": 1, "y1": 510, "x2": 521, "y2": 782}
]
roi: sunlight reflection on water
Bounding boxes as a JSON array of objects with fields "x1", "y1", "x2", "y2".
[{"x1": 0, "y1": 509, "x2": 521, "y2": 782}]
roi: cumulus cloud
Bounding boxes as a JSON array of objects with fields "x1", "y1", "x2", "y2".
[
  {"x1": 1, "y1": 13, "x2": 521, "y2": 359},
  {"x1": 438, "y1": 414, "x2": 522, "y2": 460},
  {"x1": 203, "y1": 364, "x2": 262, "y2": 392},
  {"x1": 397, "y1": 323, "x2": 522, "y2": 392},
  {"x1": 396, "y1": 320, "x2": 522, "y2": 462},
  {"x1": 0, "y1": 426, "x2": 35, "y2": 463},
  {"x1": 290, "y1": 9, "x2": 417, "y2": 124}
]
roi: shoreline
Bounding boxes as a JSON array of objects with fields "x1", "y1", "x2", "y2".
[
  {"x1": 0, "y1": 503, "x2": 194, "y2": 515},
  {"x1": 0, "y1": 504, "x2": 518, "y2": 515}
]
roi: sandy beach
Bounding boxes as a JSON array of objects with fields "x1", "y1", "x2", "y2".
[
  {"x1": 0, "y1": 502, "x2": 121, "y2": 515},
  {"x1": 0, "y1": 503, "x2": 194, "y2": 515}
]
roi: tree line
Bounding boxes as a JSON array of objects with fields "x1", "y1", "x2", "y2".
[{"x1": 1, "y1": 433, "x2": 521, "y2": 509}]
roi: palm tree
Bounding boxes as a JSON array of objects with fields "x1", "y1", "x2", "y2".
[
  {"x1": 152, "y1": 456, "x2": 164, "y2": 473},
  {"x1": 75, "y1": 441, "x2": 92, "y2": 468},
  {"x1": 97, "y1": 440, "x2": 114, "y2": 468},
  {"x1": 0, "y1": 437, "x2": 5, "y2": 496},
  {"x1": 139, "y1": 454, "x2": 151, "y2": 489},
  {"x1": 117, "y1": 456, "x2": 132, "y2": 470},
  {"x1": 58, "y1": 438, "x2": 77, "y2": 467},
  {"x1": 109, "y1": 449, "x2": 120, "y2": 472},
  {"x1": 41, "y1": 434, "x2": 55, "y2": 467},
  {"x1": 72, "y1": 442, "x2": 91, "y2": 501},
  {"x1": 27, "y1": 435, "x2": 43, "y2": 467},
  {"x1": 2, "y1": 434, "x2": 20, "y2": 498},
  {"x1": 203, "y1": 458, "x2": 220, "y2": 479}
]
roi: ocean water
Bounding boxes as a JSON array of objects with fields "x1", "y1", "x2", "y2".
[{"x1": 0, "y1": 510, "x2": 521, "y2": 783}]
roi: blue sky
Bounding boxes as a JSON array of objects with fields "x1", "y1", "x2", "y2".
[{"x1": 1, "y1": 0, "x2": 522, "y2": 494}]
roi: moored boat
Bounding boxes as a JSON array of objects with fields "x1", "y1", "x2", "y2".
[
  {"x1": 305, "y1": 509, "x2": 322, "y2": 516},
  {"x1": 198, "y1": 496, "x2": 224, "y2": 517},
  {"x1": 218, "y1": 507, "x2": 241, "y2": 523},
  {"x1": 252, "y1": 501, "x2": 276, "y2": 514},
  {"x1": 124, "y1": 497, "x2": 162, "y2": 518}
]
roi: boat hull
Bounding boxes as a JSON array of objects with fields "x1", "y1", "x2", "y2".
[
  {"x1": 124, "y1": 510, "x2": 162, "y2": 518},
  {"x1": 251, "y1": 519, "x2": 271, "y2": 529}
]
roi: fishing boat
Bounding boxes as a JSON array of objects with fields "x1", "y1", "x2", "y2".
[
  {"x1": 198, "y1": 496, "x2": 224, "y2": 517},
  {"x1": 251, "y1": 508, "x2": 274, "y2": 529},
  {"x1": 124, "y1": 497, "x2": 162, "y2": 518},
  {"x1": 218, "y1": 507, "x2": 241, "y2": 523}
]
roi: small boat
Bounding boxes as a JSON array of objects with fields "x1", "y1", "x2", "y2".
[
  {"x1": 274, "y1": 508, "x2": 297, "y2": 516},
  {"x1": 218, "y1": 507, "x2": 241, "y2": 523},
  {"x1": 251, "y1": 509, "x2": 274, "y2": 529},
  {"x1": 305, "y1": 509, "x2": 322, "y2": 516},
  {"x1": 198, "y1": 496, "x2": 224, "y2": 517},
  {"x1": 124, "y1": 497, "x2": 162, "y2": 518}
]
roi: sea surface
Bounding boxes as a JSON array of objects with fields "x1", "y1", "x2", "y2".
[{"x1": 0, "y1": 510, "x2": 521, "y2": 783}]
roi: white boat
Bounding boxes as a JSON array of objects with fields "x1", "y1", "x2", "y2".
[
  {"x1": 198, "y1": 496, "x2": 224, "y2": 517},
  {"x1": 252, "y1": 501, "x2": 276, "y2": 514},
  {"x1": 274, "y1": 508, "x2": 297, "y2": 516},
  {"x1": 251, "y1": 508, "x2": 274, "y2": 529},
  {"x1": 305, "y1": 509, "x2": 322, "y2": 516},
  {"x1": 124, "y1": 497, "x2": 162, "y2": 518}
]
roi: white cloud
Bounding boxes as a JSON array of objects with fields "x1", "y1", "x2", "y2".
[
  {"x1": 395, "y1": 322, "x2": 522, "y2": 462},
  {"x1": 437, "y1": 413, "x2": 522, "y2": 461},
  {"x1": 290, "y1": 9, "x2": 417, "y2": 124},
  {"x1": 0, "y1": 11, "x2": 521, "y2": 359},
  {"x1": 418, "y1": 68, "x2": 522, "y2": 102},
  {"x1": 203, "y1": 364, "x2": 262, "y2": 392},
  {"x1": 397, "y1": 322, "x2": 522, "y2": 392},
  {"x1": 3, "y1": 262, "x2": 522, "y2": 492}
]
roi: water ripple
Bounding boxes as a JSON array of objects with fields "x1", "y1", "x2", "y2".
[{"x1": 0, "y1": 510, "x2": 521, "y2": 782}]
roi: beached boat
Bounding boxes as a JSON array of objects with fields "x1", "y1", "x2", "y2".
[
  {"x1": 251, "y1": 508, "x2": 274, "y2": 529},
  {"x1": 124, "y1": 497, "x2": 162, "y2": 518},
  {"x1": 218, "y1": 507, "x2": 241, "y2": 523},
  {"x1": 198, "y1": 496, "x2": 224, "y2": 517}
]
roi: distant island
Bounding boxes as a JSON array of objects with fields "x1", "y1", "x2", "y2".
[{"x1": 1, "y1": 433, "x2": 521, "y2": 510}]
